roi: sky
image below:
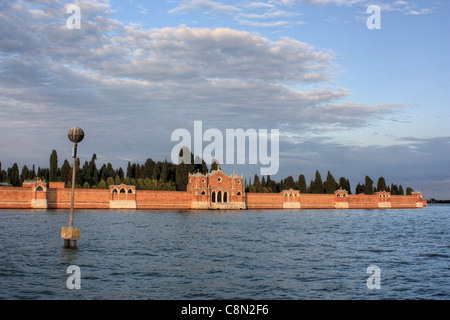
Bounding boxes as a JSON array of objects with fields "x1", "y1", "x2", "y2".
[{"x1": 0, "y1": 0, "x2": 449, "y2": 198}]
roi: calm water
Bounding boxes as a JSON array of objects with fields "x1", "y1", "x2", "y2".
[{"x1": 0, "y1": 205, "x2": 448, "y2": 300}]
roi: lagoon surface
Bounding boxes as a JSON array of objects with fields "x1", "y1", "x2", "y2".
[{"x1": 0, "y1": 205, "x2": 448, "y2": 300}]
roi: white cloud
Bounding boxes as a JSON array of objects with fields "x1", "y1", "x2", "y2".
[
  {"x1": 1, "y1": 0, "x2": 437, "y2": 190},
  {"x1": 169, "y1": 0, "x2": 239, "y2": 15}
]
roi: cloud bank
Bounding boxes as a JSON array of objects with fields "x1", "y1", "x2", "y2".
[{"x1": 0, "y1": 0, "x2": 447, "y2": 198}]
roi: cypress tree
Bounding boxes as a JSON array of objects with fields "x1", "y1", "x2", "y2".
[
  {"x1": 49, "y1": 149, "x2": 58, "y2": 182},
  {"x1": 20, "y1": 165, "x2": 30, "y2": 182},
  {"x1": 324, "y1": 171, "x2": 338, "y2": 194},
  {"x1": 126, "y1": 162, "x2": 132, "y2": 178},
  {"x1": 61, "y1": 159, "x2": 72, "y2": 185},
  {"x1": 297, "y1": 174, "x2": 307, "y2": 193},
  {"x1": 210, "y1": 159, "x2": 219, "y2": 172},
  {"x1": 363, "y1": 176, "x2": 374, "y2": 195},
  {"x1": 117, "y1": 167, "x2": 124, "y2": 179},
  {"x1": 391, "y1": 183, "x2": 399, "y2": 195},
  {"x1": 398, "y1": 185, "x2": 404, "y2": 195},
  {"x1": 312, "y1": 170, "x2": 323, "y2": 194},
  {"x1": 376, "y1": 177, "x2": 387, "y2": 192},
  {"x1": 8, "y1": 163, "x2": 20, "y2": 186},
  {"x1": 107, "y1": 163, "x2": 115, "y2": 178},
  {"x1": 160, "y1": 159, "x2": 168, "y2": 182},
  {"x1": 254, "y1": 174, "x2": 261, "y2": 192},
  {"x1": 176, "y1": 148, "x2": 192, "y2": 191},
  {"x1": 355, "y1": 183, "x2": 364, "y2": 194},
  {"x1": 267, "y1": 175, "x2": 277, "y2": 193}
]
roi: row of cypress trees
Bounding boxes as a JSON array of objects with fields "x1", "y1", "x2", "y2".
[
  {"x1": 1, "y1": 149, "x2": 413, "y2": 194},
  {"x1": 248, "y1": 170, "x2": 413, "y2": 195}
]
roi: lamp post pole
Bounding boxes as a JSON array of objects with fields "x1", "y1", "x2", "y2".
[
  {"x1": 69, "y1": 142, "x2": 78, "y2": 228},
  {"x1": 62, "y1": 127, "x2": 84, "y2": 248}
]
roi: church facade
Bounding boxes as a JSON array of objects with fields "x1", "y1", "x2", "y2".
[{"x1": 187, "y1": 166, "x2": 246, "y2": 210}]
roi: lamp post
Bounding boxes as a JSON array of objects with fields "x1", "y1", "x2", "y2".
[{"x1": 61, "y1": 127, "x2": 84, "y2": 248}]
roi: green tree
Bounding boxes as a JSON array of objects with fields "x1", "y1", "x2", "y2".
[
  {"x1": 117, "y1": 167, "x2": 124, "y2": 179},
  {"x1": 376, "y1": 177, "x2": 387, "y2": 192},
  {"x1": 106, "y1": 176, "x2": 115, "y2": 187},
  {"x1": 151, "y1": 164, "x2": 160, "y2": 181},
  {"x1": 49, "y1": 149, "x2": 58, "y2": 182},
  {"x1": 364, "y1": 176, "x2": 374, "y2": 195},
  {"x1": 355, "y1": 183, "x2": 364, "y2": 194},
  {"x1": 267, "y1": 175, "x2": 277, "y2": 193},
  {"x1": 338, "y1": 177, "x2": 350, "y2": 193},
  {"x1": 142, "y1": 158, "x2": 155, "y2": 178},
  {"x1": 398, "y1": 185, "x2": 404, "y2": 195},
  {"x1": 97, "y1": 179, "x2": 107, "y2": 189},
  {"x1": 283, "y1": 176, "x2": 296, "y2": 190},
  {"x1": 83, "y1": 181, "x2": 90, "y2": 189},
  {"x1": 406, "y1": 187, "x2": 413, "y2": 195},
  {"x1": 311, "y1": 170, "x2": 323, "y2": 194},
  {"x1": 160, "y1": 159, "x2": 169, "y2": 182},
  {"x1": 297, "y1": 174, "x2": 307, "y2": 193},
  {"x1": 8, "y1": 163, "x2": 20, "y2": 186},
  {"x1": 0, "y1": 162, "x2": 6, "y2": 182},
  {"x1": 60, "y1": 160, "x2": 72, "y2": 186},
  {"x1": 253, "y1": 174, "x2": 262, "y2": 192},
  {"x1": 176, "y1": 147, "x2": 194, "y2": 191},
  {"x1": 20, "y1": 165, "x2": 30, "y2": 182},
  {"x1": 324, "y1": 171, "x2": 338, "y2": 194},
  {"x1": 106, "y1": 163, "x2": 115, "y2": 178},
  {"x1": 391, "y1": 183, "x2": 399, "y2": 195},
  {"x1": 210, "y1": 159, "x2": 219, "y2": 172}
]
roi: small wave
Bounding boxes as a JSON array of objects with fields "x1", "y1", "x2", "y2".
[{"x1": 421, "y1": 253, "x2": 449, "y2": 258}]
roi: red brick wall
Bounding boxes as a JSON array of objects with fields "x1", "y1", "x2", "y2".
[
  {"x1": 47, "y1": 188, "x2": 110, "y2": 209},
  {"x1": 0, "y1": 184, "x2": 428, "y2": 210},
  {"x1": 300, "y1": 194, "x2": 335, "y2": 209},
  {"x1": 246, "y1": 193, "x2": 284, "y2": 209},
  {"x1": 136, "y1": 190, "x2": 192, "y2": 210},
  {"x1": 0, "y1": 187, "x2": 33, "y2": 209}
]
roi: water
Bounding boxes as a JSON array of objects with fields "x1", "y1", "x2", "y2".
[{"x1": 0, "y1": 205, "x2": 448, "y2": 300}]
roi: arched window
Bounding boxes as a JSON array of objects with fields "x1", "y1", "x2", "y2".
[
  {"x1": 212, "y1": 191, "x2": 216, "y2": 203},
  {"x1": 112, "y1": 189, "x2": 118, "y2": 194},
  {"x1": 217, "y1": 191, "x2": 222, "y2": 203},
  {"x1": 237, "y1": 191, "x2": 241, "y2": 196},
  {"x1": 223, "y1": 192, "x2": 227, "y2": 203},
  {"x1": 337, "y1": 193, "x2": 341, "y2": 197},
  {"x1": 343, "y1": 193, "x2": 347, "y2": 197},
  {"x1": 127, "y1": 189, "x2": 133, "y2": 194},
  {"x1": 120, "y1": 188, "x2": 126, "y2": 194},
  {"x1": 35, "y1": 186, "x2": 44, "y2": 192},
  {"x1": 201, "y1": 190, "x2": 206, "y2": 195}
]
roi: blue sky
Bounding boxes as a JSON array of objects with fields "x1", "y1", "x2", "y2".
[{"x1": 0, "y1": 0, "x2": 449, "y2": 198}]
